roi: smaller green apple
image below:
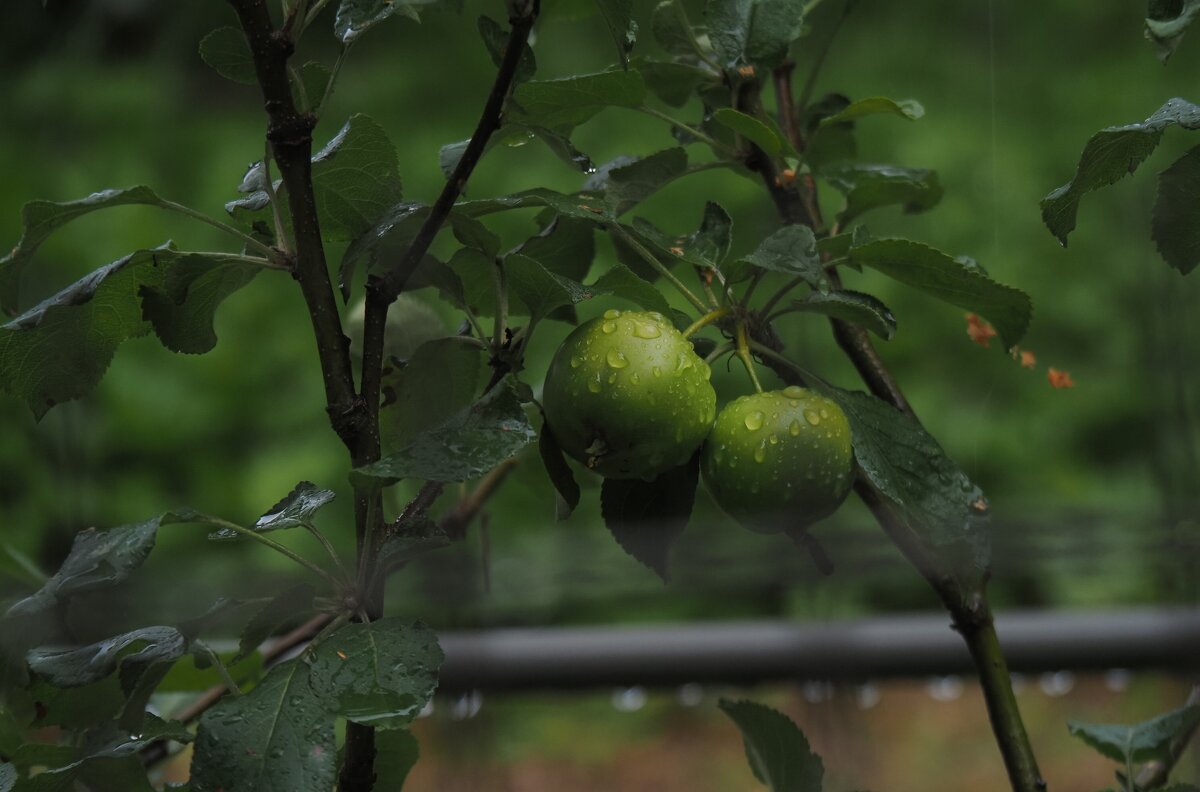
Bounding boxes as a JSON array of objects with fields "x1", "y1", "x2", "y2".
[{"x1": 702, "y1": 387, "x2": 854, "y2": 533}]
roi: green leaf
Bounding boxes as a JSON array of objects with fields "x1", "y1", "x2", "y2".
[
  {"x1": 198, "y1": 27, "x2": 256, "y2": 85},
  {"x1": 440, "y1": 125, "x2": 594, "y2": 179},
  {"x1": 821, "y1": 163, "x2": 943, "y2": 224},
  {"x1": 719, "y1": 699, "x2": 824, "y2": 792},
  {"x1": 599, "y1": 454, "x2": 699, "y2": 582},
  {"x1": 506, "y1": 254, "x2": 600, "y2": 323},
  {"x1": 820, "y1": 387, "x2": 991, "y2": 581},
  {"x1": 26, "y1": 626, "x2": 185, "y2": 689},
  {"x1": 591, "y1": 261, "x2": 673, "y2": 314},
  {"x1": 1146, "y1": 0, "x2": 1200, "y2": 61},
  {"x1": 307, "y1": 619, "x2": 443, "y2": 729},
  {"x1": 334, "y1": 0, "x2": 444, "y2": 42},
  {"x1": 818, "y1": 96, "x2": 924, "y2": 126},
  {"x1": 686, "y1": 201, "x2": 733, "y2": 267},
  {"x1": 159, "y1": 650, "x2": 263, "y2": 692},
  {"x1": 514, "y1": 216, "x2": 596, "y2": 282},
  {"x1": 845, "y1": 239, "x2": 1031, "y2": 348},
  {"x1": 381, "y1": 336, "x2": 486, "y2": 452},
  {"x1": 736, "y1": 225, "x2": 828, "y2": 289},
  {"x1": 139, "y1": 253, "x2": 260, "y2": 354},
  {"x1": 208, "y1": 482, "x2": 336, "y2": 540},
  {"x1": 621, "y1": 216, "x2": 716, "y2": 272},
  {"x1": 651, "y1": 0, "x2": 697, "y2": 56},
  {"x1": 310, "y1": 114, "x2": 405, "y2": 241},
  {"x1": 376, "y1": 518, "x2": 450, "y2": 572},
  {"x1": 539, "y1": 422, "x2": 581, "y2": 520},
  {"x1": 353, "y1": 379, "x2": 536, "y2": 486},
  {"x1": 234, "y1": 584, "x2": 316, "y2": 664},
  {"x1": 293, "y1": 61, "x2": 333, "y2": 113},
  {"x1": 785, "y1": 290, "x2": 896, "y2": 340},
  {"x1": 0, "y1": 186, "x2": 169, "y2": 314},
  {"x1": 1068, "y1": 704, "x2": 1200, "y2": 765},
  {"x1": 0, "y1": 763, "x2": 14, "y2": 792},
  {"x1": 1042, "y1": 98, "x2": 1200, "y2": 245},
  {"x1": 457, "y1": 187, "x2": 613, "y2": 224},
  {"x1": 584, "y1": 148, "x2": 689, "y2": 216},
  {"x1": 191, "y1": 659, "x2": 335, "y2": 792},
  {"x1": 448, "y1": 213, "x2": 501, "y2": 258},
  {"x1": 375, "y1": 731, "x2": 420, "y2": 789},
  {"x1": 712, "y1": 108, "x2": 784, "y2": 156},
  {"x1": 1152, "y1": 143, "x2": 1200, "y2": 274},
  {"x1": 338, "y1": 202, "x2": 429, "y2": 298},
  {"x1": 814, "y1": 225, "x2": 871, "y2": 259},
  {"x1": 0, "y1": 541, "x2": 45, "y2": 588},
  {"x1": 593, "y1": 0, "x2": 638, "y2": 68},
  {"x1": 706, "y1": 0, "x2": 806, "y2": 70},
  {"x1": 635, "y1": 59, "x2": 714, "y2": 107},
  {"x1": 4, "y1": 513, "x2": 196, "y2": 619},
  {"x1": 511, "y1": 71, "x2": 647, "y2": 133},
  {"x1": 478, "y1": 16, "x2": 537, "y2": 83}
]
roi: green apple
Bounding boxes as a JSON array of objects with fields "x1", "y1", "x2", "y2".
[
  {"x1": 702, "y1": 387, "x2": 854, "y2": 532},
  {"x1": 542, "y1": 309, "x2": 717, "y2": 480}
]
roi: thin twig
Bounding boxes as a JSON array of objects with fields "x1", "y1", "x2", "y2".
[
  {"x1": 208, "y1": 517, "x2": 343, "y2": 590},
  {"x1": 610, "y1": 225, "x2": 709, "y2": 313},
  {"x1": 1135, "y1": 685, "x2": 1200, "y2": 789}
]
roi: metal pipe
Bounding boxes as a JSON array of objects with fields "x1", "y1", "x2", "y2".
[{"x1": 435, "y1": 608, "x2": 1200, "y2": 692}]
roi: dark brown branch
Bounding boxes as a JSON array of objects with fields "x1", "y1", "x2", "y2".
[
  {"x1": 742, "y1": 68, "x2": 1045, "y2": 792},
  {"x1": 228, "y1": 0, "x2": 360, "y2": 453},
  {"x1": 441, "y1": 459, "x2": 519, "y2": 540}
]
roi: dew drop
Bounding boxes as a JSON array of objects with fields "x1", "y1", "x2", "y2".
[
  {"x1": 606, "y1": 349, "x2": 629, "y2": 369},
  {"x1": 743, "y1": 411, "x2": 765, "y2": 431},
  {"x1": 631, "y1": 372, "x2": 640, "y2": 384},
  {"x1": 753, "y1": 445, "x2": 766, "y2": 463},
  {"x1": 769, "y1": 433, "x2": 779, "y2": 445},
  {"x1": 652, "y1": 366, "x2": 662, "y2": 378},
  {"x1": 676, "y1": 352, "x2": 693, "y2": 372},
  {"x1": 603, "y1": 308, "x2": 622, "y2": 320},
  {"x1": 608, "y1": 373, "x2": 617, "y2": 383},
  {"x1": 783, "y1": 385, "x2": 806, "y2": 399},
  {"x1": 789, "y1": 419, "x2": 802, "y2": 436},
  {"x1": 804, "y1": 409, "x2": 821, "y2": 426},
  {"x1": 633, "y1": 321, "x2": 661, "y2": 339},
  {"x1": 587, "y1": 377, "x2": 602, "y2": 393},
  {"x1": 570, "y1": 355, "x2": 583, "y2": 368},
  {"x1": 601, "y1": 321, "x2": 617, "y2": 334},
  {"x1": 820, "y1": 408, "x2": 830, "y2": 419}
]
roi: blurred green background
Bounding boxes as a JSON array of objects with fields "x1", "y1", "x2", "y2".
[{"x1": 1, "y1": 0, "x2": 1197, "y2": 789}]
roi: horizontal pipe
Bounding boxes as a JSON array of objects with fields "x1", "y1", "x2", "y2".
[{"x1": 434, "y1": 608, "x2": 1200, "y2": 692}]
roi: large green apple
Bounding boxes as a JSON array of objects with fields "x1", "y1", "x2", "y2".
[
  {"x1": 542, "y1": 309, "x2": 717, "y2": 480},
  {"x1": 702, "y1": 387, "x2": 854, "y2": 533}
]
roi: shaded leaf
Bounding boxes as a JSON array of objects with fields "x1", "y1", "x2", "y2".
[
  {"x1": 539, "y1": 422, "x2": 581, "y2": 520},
  {"x1": 353, "y1": 379, "x2": 536, "y2": 485},
  {"x1": 599, "y1": 455, "x2": 699, "y2": 582},
  {"x1": 821, "y1": 163, "x2": 943, "y2": 224},
  {"x1": 686, "y1": 201, "x2": 733, "y2": 267},
  {"x1": 334, "y1": 0, "x2": 444, "y2": 43},
  {"x1": 208, "y1": 482, "x2": 336, "y2": 540},
  {"x1": 719, "y1": 699, "x2": 823, "y2": 792},
  {"x1": 293, "y1": 61, "x2": 333, "y2": 113},
  {"x1": 712, "y1": 108, "x2": 784, "y2": 156},
  {"x1": 27, "y1": 626, "x2": 185, "y2": 689},
  {"x1": 736, "y1": 225, "x2": 827, "y2": 289},
  {"x1": 1146, "y1": 0, "x2": 1200, "y2": 60},
  {"x1": 235, "y1": 584, "x2": 317, "y2": 663},
  {"x1": 820, "y1": 387, "x2": 991, "y2": 582},
  {"x1": 375, "y1": 731, "x2": 420, "y2": 788},
  {"x1": 651, "y1": 0, "x2": 697, "y2": 56},
  {"x1": 706, "y1": 0, "x2": 806, "y2": 70},
  {"x1": 514, "y1": 216, "x2": 596, "y2": 282},
  {"x1": 0, "y1": 186, "x2": 167, "y2": 314},
  {"x1": 636, "y1": 58, "x2": 713, "y2": 107},
  {"x1": 845, "y1": 239, "x2": 1031, "y2": 348},
  {"x1": 198, "y1": 27, "x2": 256, "y2": 85},
  {"x1": 1068, "y1": 704, "x2": 1200, "y2": 764},
  {"x1": 307, "y1": 619, "x2": 443, "y2": 729},
  {"x1": 593, "y1": 0, "x2": 638, "y2": 68},
  {"x1": 511, "y1": 71, "x2": 647, "y2": 133},
  {"x1": 381, "y1": 336, "x2": 486, "y2": 452},
  {"x1": 584, "y1": 148, "x2": 689, "y2": 216},
  {"x1": 818, "y1": 96, "x2": 924, "y2": 126},
  {"x1": 506, "y1": 254, "x2": 600, "y2": 323},
  {"x1": 815, "y1": 225, "x2": 871, "y2": 259},
  {"x1": 1042, "y1": 98, "x2": 1200, "y2": 244},
  {"x1": 339, "y1": 202, "x2": 429, "y2": 299},
  {"x1": 478, "y1": 15, "x2": 537, "y2": 83},
  {"x1": 376, "y1": 518, "x2": 451, "y2": 571},
  {"x1": 785, "y1": 290, "x2": 896, "y2": 340},
  {"x1": 1152, "y1": 143, "x2": 1200, "y2": 274},
  {"x1": 139, "y1": 253, "x2": 259, "y2": 354},
  {"x1": 591, "y1": 261, "x2": 673, "y2": 314},
  {"x1": 0, "y1": 764, "x2": 13, "y2": 792},
  {"x1": 191, "y1": 660, "x2": 334, "y2": 792}
]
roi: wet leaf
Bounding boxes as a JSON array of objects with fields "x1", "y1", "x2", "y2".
[
  {"x1": 1068, "y1": 704, "x2": 1200, "y2": 764},
  {"x1": 600, "y1": 455, "x2": 699, "y2": 582},
  {"x1": 199, "y1": 27, "x2": 255, "y2": 85},
  {"x1": 719, "y1": 699, "x2": 823, "y2": 792}
]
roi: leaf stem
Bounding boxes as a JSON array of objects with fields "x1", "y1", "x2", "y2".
[
  {"x1": 262, "y1": 140, "x2": 292, "y2": 254},
  {"x1": 492, "y1": 258, "x2": 509, "y2": 353},
  {"x1": 682, "y1": 306, "x2": 730, "y2": 338},
  {"x1": 704, "y1": 340, "x2": 735, "y2": 364},
  {"x1": 735, "y1": 323, "x2": 764, "y2": 393},
  {"x1": 610, "y1": 225, "x2": 709, "y2": 313},
  {"x1": 208, "y1": 516, "x2": 342, "y2": 590},
  {"x1": 305, "y1": 524, "x2": 352, "y2": 585},
  {"x1": 759, "y1": 274, "x2": 808, "y2": 315},
  {"x1": 636, "y1": 106, "x2": 736, "y2": 155},
  {"x1": 158, "y1": 198, "x2": 278, "y2": 261},
  {"x1": 315, "y1": 45, "x2": 349, "y2": 118}
]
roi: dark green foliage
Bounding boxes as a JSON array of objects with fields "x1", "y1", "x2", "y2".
[
  {"x1": 1068, "y1": 704, "x2": 1200, "y2": 764},
  {"x1": 600, "y1": 454, "x2": 700, "y2": 581},
  {"x1": 719, "y1": 699, "x2": 824, "y2": 792},
  {"x1": 784, "y1": 290, "x2": 896, "y2": 340}
]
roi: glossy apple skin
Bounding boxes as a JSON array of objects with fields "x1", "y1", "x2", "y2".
[
  {"x1": 701, "y1": 387, "x2": 854, "y2": 533},
  {"x1": 542, "y1": 309, "x2": 716, "y2": 481}
]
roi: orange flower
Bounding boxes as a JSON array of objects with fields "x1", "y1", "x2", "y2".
[
  {"x1": 1047, "y1": 368, "x2": 1075, "y2": 389},
  {"x1": 737, "y1": 65, "x2": 756, "y2": 79},
  {"x1": 1019, "y1": 349, "x2": 1036, "y2": 369},
  {"x1": 966, "y1": 314, "x2": 997, "y2": 348}
]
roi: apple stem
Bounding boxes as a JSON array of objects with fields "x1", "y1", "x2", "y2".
[
  {"x1": 682, "y1": 307, "x2": 730, "y2": 338},
  {"x1": 736, "y1": 323, "x2": 765, "y2": 393}
]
